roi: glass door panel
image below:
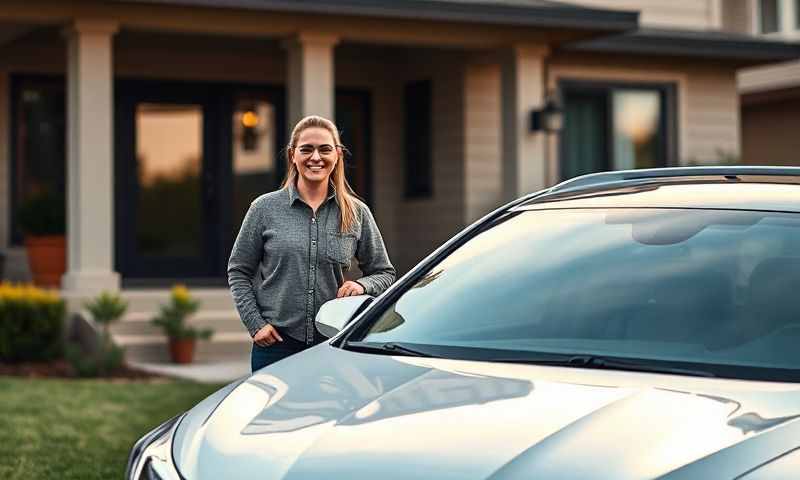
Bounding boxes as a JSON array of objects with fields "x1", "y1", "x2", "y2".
[{"x1": 135, "y1": 103, "x2": 203, "y2": 258}]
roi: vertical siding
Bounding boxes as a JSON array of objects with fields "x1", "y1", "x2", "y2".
[
  {"x1": 563, "y1": 0, "x2": 717, "y2": 30},
  {"x1": 394, "y1": 55, "x2": 466, "y2": 274},
  {"x1": 685, "y1": 68, "x2": 741, "y2": 164},
  {"x1": 721, "y1": 0, "x2": 753, "y2": 34},
  {"x1": 464, "y1": 63, "x2": 502, "y2": 224},
  {"x1": 336, "y1": 49, "x2": 403, "y2": 270},
  {"x1": 742, "y1": 98, "x2": 800, "y2": 165}
]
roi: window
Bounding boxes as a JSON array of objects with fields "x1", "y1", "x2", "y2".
[
  {"x1": 796, "y1": 0, "x2": 800, "y2": 29},
  {"x1": 10, "y1": 76, "x2": 66, "y2": 245},
  {"x1": 560, "y1": 81, "x2": 675, "y2": 181},
  {"x1": 403, "y1": 79, "x2": 432, "y2": 199},
  {"x1": 759, "y1": 0, "x2": 781, "y2": 34}
]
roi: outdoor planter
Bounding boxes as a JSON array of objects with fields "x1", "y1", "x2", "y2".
[
  {"x1": 16, "y1": 191, "x2": 66, "y2": 288},
  {"x1": 24, "y1": 235, "x2": 66, "y2": 288},
  {"x1": 152, "y1": 286, "x2": 213, "y2": 364},
  {"x1": 168, "y1": 338, "x2": 196, "y2": 364}
]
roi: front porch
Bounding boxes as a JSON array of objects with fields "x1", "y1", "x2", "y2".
[{"x1": 0, "y1": 1, "x2": 602, "y2": 361}]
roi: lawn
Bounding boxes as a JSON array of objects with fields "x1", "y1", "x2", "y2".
[{"x1": 0, "y1": 377, "x2": 224, "y2": 480}]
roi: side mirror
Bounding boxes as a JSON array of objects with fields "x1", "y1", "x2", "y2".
[{"x1": 315, "y1": 295, "x2": 374, "y2": 338}]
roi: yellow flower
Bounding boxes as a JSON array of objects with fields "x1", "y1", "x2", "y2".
[
  {"x1": 171, "y1": 284, "x2": 191, "y2": 304},
  {"x1": 0, "y1": 281, "x2": 61, "y2": 305}
]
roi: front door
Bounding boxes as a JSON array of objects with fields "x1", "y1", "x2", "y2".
[{"x1": 115, "y1": 80, "x2": 284, "y2": 284}]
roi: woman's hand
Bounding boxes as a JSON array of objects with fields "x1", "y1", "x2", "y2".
[
  {"x1": 337, "y1": 280, "x2": 365, "y2": 298},
  {"x1": 253, "y1": 324, "x2": 283, "y2": 347}
]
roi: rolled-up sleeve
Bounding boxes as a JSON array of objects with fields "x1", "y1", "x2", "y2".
[
  {"x1": 355, "y1": 206, "x2": 396, "y2": 296},
  {"x1": 227, "y1": 201, "x2": 267, "y2": 337}
]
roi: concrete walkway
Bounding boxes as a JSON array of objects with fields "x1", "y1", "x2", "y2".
[{"x1": 129, "y1": 360, "x2": 250, "y2": 383}]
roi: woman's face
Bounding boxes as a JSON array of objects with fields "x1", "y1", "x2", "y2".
[{"x1": 291, "y1": 127, "x2": 338, "y2": 186}]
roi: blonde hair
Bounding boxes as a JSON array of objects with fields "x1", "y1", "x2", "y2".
[{"x1": 281, "y1": 115, "x2": 360, "y2": 233}]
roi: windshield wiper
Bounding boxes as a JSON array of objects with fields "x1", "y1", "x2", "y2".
[
  {"x1": 344, "y1": 341, "x2": 444, "y2": 358},
  {"x1": 493, "y1": 354, "x2": 716, "y2": 378}
]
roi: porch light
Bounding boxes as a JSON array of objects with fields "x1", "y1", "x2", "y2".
[
  {"x1": 241, "y1": 110, "x2": 259, "y2": 128},
  {"x1": 530, "y1": 98, "x2": 563, "y2": 133}
]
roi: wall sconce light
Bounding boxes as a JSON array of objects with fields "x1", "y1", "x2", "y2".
[
  {"x1": 241, "y1": 110, "x2": 260, "y2": 151},
  {"x1": 530, "y1": 97, "x2": 564, "y2": 134}
]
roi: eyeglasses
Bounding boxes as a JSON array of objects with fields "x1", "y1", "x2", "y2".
[{"x1": 295, "y1": 144, "x2": 343, "y2": 159}]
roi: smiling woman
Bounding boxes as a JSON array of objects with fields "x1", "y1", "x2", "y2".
[{"x1": 227, "y1": 115, "x2": 396, "y2": 372}]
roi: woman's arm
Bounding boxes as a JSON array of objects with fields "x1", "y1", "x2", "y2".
[
  {"x1": 355, "y1": 206, "x2": 396, "y2": 296},
  {"x1": 227, "y1": 200, "x2": 268, "y2": 337}
]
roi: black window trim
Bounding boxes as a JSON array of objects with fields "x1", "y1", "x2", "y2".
[
  {"x1": 558, "y1": 78, "x2": 678, "y2": 182},
  {"x1": 403, "y1": 78, "x2": 433, "y2": 200}
]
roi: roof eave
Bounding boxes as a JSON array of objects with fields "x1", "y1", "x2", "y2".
[
  {"x1": 111, "y1": 0, "x2": 639, "y2": 32},
  {"x1": 562, "y1": 29, "x2": 800, "y2": 66}
]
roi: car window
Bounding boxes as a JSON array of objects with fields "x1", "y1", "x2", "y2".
[{"x1": 359, "y1": 208, "x2": 800, "y2": 381}]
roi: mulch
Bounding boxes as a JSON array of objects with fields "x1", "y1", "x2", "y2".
[{"x1": 0, "y1": 359, "x2": 164, "y2": 380}]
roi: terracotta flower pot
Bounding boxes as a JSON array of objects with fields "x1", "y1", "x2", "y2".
[
  {"x1": 24, "y1": 235, "x2": 66, "y2": 288},
  {"x1": 168, "y1": 338, "x2": 196, "y2": 364}
]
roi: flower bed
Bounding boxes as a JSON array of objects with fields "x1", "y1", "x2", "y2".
[{"x1": 0, "y1": 282, "x2": 65, "y2": 362}]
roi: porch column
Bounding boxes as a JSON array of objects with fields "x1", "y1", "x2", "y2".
[
  {"x1": 501, "y1": 45, "x2": 549, "y2": 200},
  {"x1": 62, "y1": 19, "x2": 120, "y2": 294},
  {"x1": 283, "y1": 33, "x2": 339, "y2": 127}
]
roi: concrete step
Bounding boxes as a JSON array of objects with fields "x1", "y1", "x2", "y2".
[
  {"x1": 116, "y1": 331, "x2": 252, "y2": 363},
  {"x1": 120, "y1": 288, "x2": 236, "y2": 314},
  {"x1": 109, "y1": 310, "x2": 244, "y2": 336}
]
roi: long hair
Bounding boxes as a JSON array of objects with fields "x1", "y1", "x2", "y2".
[{"x1": 281, "y1": 115, "x2": 359, "y2": 233}]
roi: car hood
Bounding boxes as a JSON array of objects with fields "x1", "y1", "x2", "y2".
[{"x1": 173, "y1": 344, "x2": 800, "y2": 480}]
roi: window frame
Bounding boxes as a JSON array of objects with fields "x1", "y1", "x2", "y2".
[{"x1": 557, "y1": 79, "x2": 678, "y2": 181}]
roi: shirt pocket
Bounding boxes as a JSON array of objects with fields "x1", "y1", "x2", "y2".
[{"x1": 326, "y1": 230, "x2": 357, "y2": 268}]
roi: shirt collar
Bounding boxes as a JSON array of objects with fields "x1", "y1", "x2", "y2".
[{"x1": 287, "y1": 180, "x2": 337, "y2": 206}]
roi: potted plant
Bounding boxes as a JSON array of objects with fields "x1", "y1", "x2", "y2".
[
  {"x1": 16, "y1": 191, "x2": 66, "y2": 287},
  {"x1": 152, "y1": 285, "x2": 213, "y2": 364}
]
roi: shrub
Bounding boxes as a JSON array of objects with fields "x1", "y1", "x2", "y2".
[
  {"x1": 152, "y1": 285, "x2": 213, "y2": 341},
  {"x1": 65, "y1": 342, "x2": 125, "y2": 378},
  {"x1": 0, "y1": 282, "x2": 65, "y2": 361},
  {"x1": 16, "y1": 190, "x2": 66, "y2": 236},
  {"x1": 85, "y1": 291, "x2": 128, "y2": 338},
  {"x1": 66, "y1": 291, "x2": 129, "y2": 377}
]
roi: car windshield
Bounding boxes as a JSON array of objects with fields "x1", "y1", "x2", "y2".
[{"x1": 357, "y1": 208, "x2": 800, "y2": 381}]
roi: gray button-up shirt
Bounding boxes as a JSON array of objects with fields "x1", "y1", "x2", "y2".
[{"x1": 227, "y1": 183, "x2": 396, "y2": 344}]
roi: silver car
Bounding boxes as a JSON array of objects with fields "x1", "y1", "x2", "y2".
[{"x1": 127, "y1": 167, "x2": 800, "y2": 480}]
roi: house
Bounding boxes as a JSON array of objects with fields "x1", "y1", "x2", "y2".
[
  {"x1": 0, "y1": 0, "x2": 797, "y2": 361},
  {"x1": 736, "y1": 0, "x2": 800, "y2": 166}
]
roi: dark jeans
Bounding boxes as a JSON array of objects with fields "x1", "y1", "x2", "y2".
[{"x1": 250, "y1": 332, "x2": 325, "y2": 372}]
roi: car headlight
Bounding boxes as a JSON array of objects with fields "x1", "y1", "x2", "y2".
[{"x1": 126, "y1": 413, "x2": 185, "y2": 480}]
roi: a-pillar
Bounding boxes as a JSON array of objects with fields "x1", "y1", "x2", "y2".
[
  {"x1": 61, "y1": 19, "x2": 120, "y2": 296},
  {"x1": 283, "y1": 33, "x2": 339, "y2": 128},
  {"x1": 501, "y1": 45, "x2": 549, "y2": 200}
]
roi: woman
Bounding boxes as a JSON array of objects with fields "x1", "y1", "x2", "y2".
[{"x1": 228, "y1": 115, "x2": 396, "y2": 372}]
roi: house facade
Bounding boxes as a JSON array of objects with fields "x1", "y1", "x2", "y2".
[
  {"x1": 736, "y1": 0, "x2": 800, "y2": 166},
  {"x1": 0, "y1": 0, "x2": 797, "y2": 360}
]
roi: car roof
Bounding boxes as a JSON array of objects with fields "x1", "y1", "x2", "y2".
[{"x1": 515, "y1": 167, "x2": 800, "y2": 213}]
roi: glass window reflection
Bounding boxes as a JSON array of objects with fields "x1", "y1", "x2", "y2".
[{"x1": 612, "y1": 90, "x2": 661, "y2": 171}]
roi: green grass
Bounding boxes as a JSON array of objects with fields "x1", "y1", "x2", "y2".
[{"x1": 0, "y1": 377, "x2": 224, "y2": 480}]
